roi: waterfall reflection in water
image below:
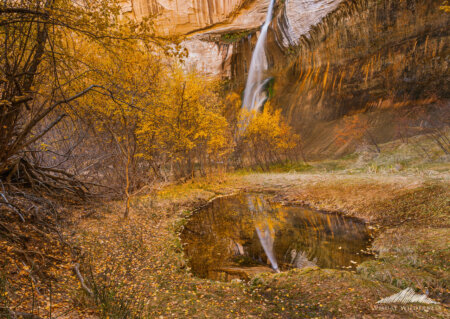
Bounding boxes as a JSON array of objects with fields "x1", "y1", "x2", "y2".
[
  {"x1": 181, "y1": 193, "x2": 374, "y2": 281},
  {"x1": 248, "y1": 195, "x2": 280, "y2": 272}
]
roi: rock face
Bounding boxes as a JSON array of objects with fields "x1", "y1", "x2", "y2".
[
  {"x1": 123, "y1": 0, "x2": 344, "y2": 76},
  {"x1": 273, "y1": 0, "x2": 449, "y2": 158},
  {"x1": 277, "y1": 0, "x2": 342, "y2": 47},
  {"x1": 125, "y1": 0, "x2": 449, "y2": 158},
  {"x1": 182, "y1": 39, "x2": 234, "y2": 77},
  {"x1": 128, "y1": 0, "x2": 246, "y2": 35},
  {"x1": 184, "y1": 0, "x2": 449, "y2": 160},
  {"x1": 181, "y1": 0, "x2": 343, "y2": 77},
  {"x1": 275, "y1": 0, "x2": 449, "y2": 119}
]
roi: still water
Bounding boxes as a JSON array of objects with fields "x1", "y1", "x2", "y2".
[{"x1": 181, "y1": 193, "x2": 374, "y2": 281}]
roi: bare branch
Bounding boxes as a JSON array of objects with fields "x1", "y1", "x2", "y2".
[
  {"x1": 73, "y1": 263, "x2": 94, "y2": 297},
  {"x1": 0, "y1": 8, "x2": 49, "y2": 16}
]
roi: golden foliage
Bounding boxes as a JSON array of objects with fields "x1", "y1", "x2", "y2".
[
  {"x1": 244, "y1": 106, "x2": 299, "y2": 151},
  {"x1": 137, "y1": 68, "x2": 231, "y2": 164},
  {"x1": 73, "y1": 39, "x2": 231, "y2": 181},
  {"x1": 241, "y1": 105, "x2": 300, "y2": 168},
  {"x1": 440, "y1": 1, "x2": 450, "y2": 12}
]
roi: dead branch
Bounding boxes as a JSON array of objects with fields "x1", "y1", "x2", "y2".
[
  {"x1": 0, "y1": 196, "x2": 25, "y2": 222},
  {"x1": 2, "y1": 158, "x2": 90, "y2": 200},
  {"x1": 13, "y1": 248, "x2": 64, "y2": 263},
  {"x1": 73, "y1": 263, "x2": 94, "y2": 297},
  {"x1": 1, "y1": 307, "x2": 44, "y2": 319}
]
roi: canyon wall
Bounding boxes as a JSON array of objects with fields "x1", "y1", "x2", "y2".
[
  {"x1": 272, "y1": 0, "x2": 449, "y2": 157},
  {"x1": 123, "y1": 0, "x2": 246, "y2": 35},
  {"x1": 124, "y1": 0, "x2": 448, "y2": 112},
  {"x1": 182, "y1": 0, "x2": 343, "y2": 77},
  {"x1": 274, "y1": 0, "x2": 449, "y2": 121},
  {"x1": 125, "y1": 0, "x2": 449, "y2": 158}
]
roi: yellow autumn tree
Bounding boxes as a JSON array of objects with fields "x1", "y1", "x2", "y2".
[
  {"x1": 71, "y1": 38, "x2": 231, "y2": 215},
  {"x1": 0, "y1": 0, "x2": 173, "y2": 205},
  {"x1": 242, "y1": 105, "x2": 300, "y2": 169},
  {"x1": 71, "y1": 41, "x2": 165, "y2": 217},
  {"x1": 136, "y1": 67, "x2": 232, "y2": 179}
]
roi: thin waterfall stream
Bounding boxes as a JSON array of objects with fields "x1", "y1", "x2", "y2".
[{"x1": 241, "y1": 0, "x2": 276, "y2": 112}]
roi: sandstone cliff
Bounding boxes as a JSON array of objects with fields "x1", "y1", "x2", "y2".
[
  {"x1": 124, "y1": 0, "x2": 247, "y2": 35},
  {"x1": 272, "y1": 0, "x2": 449, "y2": 157},
  {"x1": 184, "y1": 0, "x2": 449, "y2": 158},
  {"x1": 182, "y1": 0, "x2": 342, "y2": 76},
  {"x1": 125, "y1": 0, "x2": 449, "y2": 158}
]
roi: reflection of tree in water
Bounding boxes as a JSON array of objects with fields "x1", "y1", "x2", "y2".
[
  {"x1": 181, "y1": 195, "x2": 257, "y2": 278},
  {"x1": 274, "y1": 207, "x2": 372, "y2": 269},
  {"x1": 181, "y1": 194, "x2": 373, "y2": 280}
]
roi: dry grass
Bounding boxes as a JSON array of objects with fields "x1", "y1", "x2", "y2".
[
  {"x1": 66, "y1": 164, "x2": 449, "y2": 318},
  {"x1": 3, "y1": 135, "x2": 448, "y2": 318}
]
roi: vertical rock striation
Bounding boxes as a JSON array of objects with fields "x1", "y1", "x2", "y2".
[
  {"x1": 129, "y1": 0, "x2": 247, "y2": 35},
  {"x1": 124, "y1": 0, "x2": 449, "y2": 158},
  {"x1": 272, "y1": 0, "x2": 449, "y2": 158},
  {"x1": 180, "y1": 0, "x2": 343, "y2": 78},
  {"x1": 275, "y1": 0, "x2": 449, "y2": 121}
]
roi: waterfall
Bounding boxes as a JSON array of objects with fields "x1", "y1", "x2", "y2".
[{"x1": 241, "y1": 0, "x2": 276, "y2": 112}]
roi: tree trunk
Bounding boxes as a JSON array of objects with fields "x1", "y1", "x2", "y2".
[{"x1": 123, "y1": 148, "x2": 131, "y2": 219}]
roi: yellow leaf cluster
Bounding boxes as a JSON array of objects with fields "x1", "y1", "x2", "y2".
[{"x1": 243, "y1": 105, "x2": 300, "y2": 153}]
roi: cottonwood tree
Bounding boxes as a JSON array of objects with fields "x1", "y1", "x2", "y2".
[
  {"x1": 137, "y1": 68, "x2": 231, "y2": 180},
  {"x1": 74, "y1": 54, "x2": 231, "y2": 216},
  {"x1": 0, "y1": 0, "x2": 167, "y2": 198},
  {"x1": 76, "y1": 44, "x2": 165, "y2": 217},
  {"x1": 242, "y1": 106, "x2": 300, "y2": 170},
  {"x1": 0, "y1": 2, "x2": 172, "y2": 315}
]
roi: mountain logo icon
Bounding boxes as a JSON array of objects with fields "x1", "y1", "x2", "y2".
[{"x1": 376, "y1": 288, "x2": 439, "y2": 305}]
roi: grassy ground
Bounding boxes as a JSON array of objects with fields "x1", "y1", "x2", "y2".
[
  {"x1": 68, "y1": 135, "x2": 449, "y2": 318},
  {"x1": 3, "y1": 135, "x2": 448, "y2": 318}
]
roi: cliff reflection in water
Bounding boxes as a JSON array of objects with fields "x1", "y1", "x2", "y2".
[{"x1": 181, "y1": 194, "x2": 374, "y2": 281}]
